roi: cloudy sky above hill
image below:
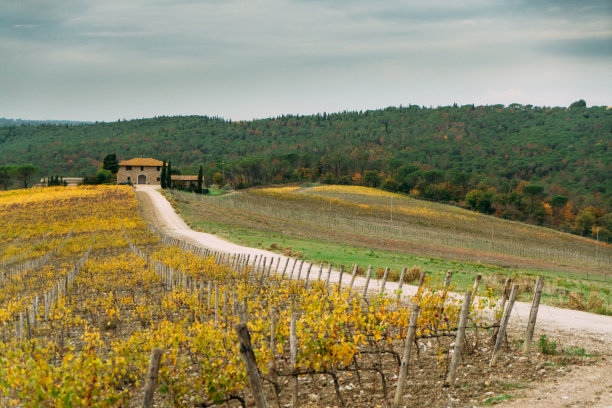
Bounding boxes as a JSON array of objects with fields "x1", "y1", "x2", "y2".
[{"x1": 1, "y1": 0, "x2": 610, "y2": 121}]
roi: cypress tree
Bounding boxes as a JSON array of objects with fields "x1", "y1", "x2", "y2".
[
  {"x1": 166, "y1": 161, "x2": 172, "y2": 189},
  {"x1": 160, "y1": 161, "x2": 167, "y2": 189},
  {"x1": 102, "y1": 154, "x2": 119, "y2": 174},
  {"x1": 197, "y1": 165, "x2": 203, "y2": 193}
]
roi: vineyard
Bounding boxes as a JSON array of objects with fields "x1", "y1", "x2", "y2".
[
  {"x1": 167, "y1": 185, "x2": 612, "y2": 314},
  {"x1": 0, "y1": 186, "x2": 592, "y2": 407}
]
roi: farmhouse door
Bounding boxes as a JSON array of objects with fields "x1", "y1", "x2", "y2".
[{"x1": 137, "y1": 174, "x2": 147, "y2": 184}]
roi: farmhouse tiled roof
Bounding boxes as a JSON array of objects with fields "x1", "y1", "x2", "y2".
[
  {"x1": 171, "y1": 175, "x2": 199, "y2": 181},
  {"x1": 118, "y1": 158, "x2": 164, "y2": 166}
]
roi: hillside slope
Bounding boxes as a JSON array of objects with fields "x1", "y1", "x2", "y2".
[
  {"x1": 164, "y1": 185, "x2": 611, "y2": 315},
  {"x1": 1, "y1": 105, "x2": 610, "y2": 202}
]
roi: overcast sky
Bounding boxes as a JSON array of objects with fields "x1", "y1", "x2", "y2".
[{"x1": 1, "y1": 0, "x2": 611, "y2": 121}]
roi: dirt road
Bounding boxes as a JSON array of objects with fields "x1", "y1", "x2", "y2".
[{"x1": 135, "y1": 185, "x2": 612, "y2": 407}]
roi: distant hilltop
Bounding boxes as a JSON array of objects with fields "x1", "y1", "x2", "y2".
[{"x1": 0, "y1": 118, "x2": 93, "y2": 127}]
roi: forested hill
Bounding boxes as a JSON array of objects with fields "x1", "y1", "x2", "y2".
[{"x1": 1, "y1": 104, "x2": 610, "y2": 208}]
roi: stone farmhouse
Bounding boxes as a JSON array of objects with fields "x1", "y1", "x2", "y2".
[{"x1": 117, "y1": 158, "x2": 163, "y2": 185}]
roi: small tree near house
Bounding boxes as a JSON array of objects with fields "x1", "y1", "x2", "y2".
[
  {"x1": 102, "y1": 154, "x2": 119, "y2": 174},
  {"x1": 197, "y1": 165, "x2": 203, "y2": 193},
  {"x1": 166, "y1": 162, "x2": 172, "y2": 189},
  {"x1": 160, "y1": 161, "x2": 167, "y2": 189},
  {"x1": 213, "y1": 171, "x2": 223, "y2": 188},
  {"x1": 16, "y1": 164, "x2": 38, "y2": 188}
]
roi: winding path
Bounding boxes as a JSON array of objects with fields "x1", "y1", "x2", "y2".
[
  {"x1": 136, "y1": 185, "x2": 612, "y2": 337},
  {"x1": 136, "y1": 185, "x2": 612, "y2": 407}
]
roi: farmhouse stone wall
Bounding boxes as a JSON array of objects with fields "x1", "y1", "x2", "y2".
[{"x1": 117, "y1": 165, "x2": 162, "y2": 185}]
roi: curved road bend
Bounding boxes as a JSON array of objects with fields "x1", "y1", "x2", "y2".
[{"x1": 135, "y1": 185, "x2": 612, "y2": 340}]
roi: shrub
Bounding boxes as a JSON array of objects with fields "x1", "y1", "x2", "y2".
[
  {"x1": 538, "y1": 334, "x2": 557, "y2": 355},
  {"x1": 564, "y1": 347, "x2": 588, "y2": 357},
  {"x1": 405, "y1": 266, "x2": 422, "y2": 283},
  {"x1": 387, "y1": 268, "x2": 401, "y2": 281}
]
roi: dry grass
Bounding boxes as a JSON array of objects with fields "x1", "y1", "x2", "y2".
[
  {"x1": 562, "y1": 291, "x2": 607, "y2": 314},
  {"x1": 269, "y1": 242, "x2": 303, "y2": 258},
  {"x1": 169, "y1": 186, "x2": 612, "y2": 314},
  {"x1": 182, "y1": 186, "x2": 610, "y2": 277},
  {"x1": 405, "y1": 266, "x2": 423, "y2": 283}
]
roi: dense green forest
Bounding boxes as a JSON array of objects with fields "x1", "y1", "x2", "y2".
[{"x1": 1, "y1": 104, "x2": 611, "y2": 240}]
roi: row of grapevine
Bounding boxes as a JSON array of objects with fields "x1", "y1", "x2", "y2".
[{"x1": 0, "y1": 186, "x2": 542, "y2": 407}]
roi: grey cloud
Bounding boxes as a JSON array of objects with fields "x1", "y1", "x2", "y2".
[
  {"x1": 540, "y1": 36, "x2": 612, "y2": 58},
  {"x1": 0, "y1": 0, "x2": 610, "y2": 121}
]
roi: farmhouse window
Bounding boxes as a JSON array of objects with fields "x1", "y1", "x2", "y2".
[
  {"x1": 141, "y1": 166, "x2": 144, "y2": 171},
  {"x1": 157, "y1": 177, "x2": 160, "y2": 181},
  {"x1": 126, "y1": 166, "x2": 132, "y2": 171},
  {"x1": 127, "y1": 176, "x2": 131, "y2": 181},
  {"x1": 157, "y1": 167, "x2": 160, "y2": 171}
]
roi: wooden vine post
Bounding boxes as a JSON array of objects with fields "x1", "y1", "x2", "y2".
[
  {"x1": 471, "y1": 274, "x2": 482, "y2": 302},
  {"x1": 325, "y1": 263, "x2": 333, "y2": 287},
  {"x1": 268, "y1": 306, "x2": 279, "y2": 391},
  {"x1": 304, "y1": 263, "x2": 313, "y2": 284},
  {"x1": 290, "y1": 312, "x2": 299, "y2": 408},
  {"x1": 281, "y1": 258, "x2": 290, "y2": 279},
  {"x1": 288, "y1": 259, "x2": 298, "y2": 280},
  {"x1": 395, "y1": 267, "x2": 407, "y2": 304},
  {"x1": 337, "y1": 264, "x2": 345, "y2": 286},
  {"x1": 446, "y1": 290, "x2": 472, "y2": 385},
  {"x1": 142, "y1": 348, "x2": 164, "y2": 408},
  {"x1": 491, "y1": 278, "x2": 512, "y2": 343},
  {"x1": 361, "y1": 265, "x2": 373, "y2": 298},
  {"x1": 348, "y1": 264, "x2": 359, "y2": 292},
  {"x1": 443, "y1": 270, "x2": 453, "y2": 288},
  {"x1": 295, "y1": 260, "x2": 304, "y2": 280},
  {"x1": 380, "y1": 267, "x2": 390, "y2": 294},
  {"x1": 490, "y1": 284, "x2": 519, "y2": 366},
  {"x1": 393, "y1": 302, "x2": 420, "y2": 408},
  {"x1": 522, "y1": 276, "x2": 544, "y2": 357},
  {"x1": 235, "y1": 323, "x2": 270, "y2": 408},
  {"x1": 417, "y1": 269, "x2": 427, "y2": 290}
]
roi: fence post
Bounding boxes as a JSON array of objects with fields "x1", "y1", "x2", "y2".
[
  {"x1": 380, "y1": 267, "x2": 390, "y2": 294},
  {"x1": 417, "y1": 269, "x2": 426, "y2": 290},
  {"x1": 490, "y1": 284, "x2": 519, "y2": 366},
  {"x1": 491, "y1": 278, "x2": 512, "y2": 343},
  {"x1": 443, "y1": 270, "x2": 453, "y2": 288},
  {"x1": 304, "y1": 263, "x2": 313, "y2": 282},
  {"x1": 235, "y1": 324, "x2": 270, "y2": 408},
  {"x1": 395, "y1": 267, "x2": 407, "y2": 304},
  {"x1": 281, "y1": 258, "x2": 290, "y2": 279},
  {"x1": 472, "y1": 273, "x2": 482, "y2": 301},
  {"x1": 325, "y1": 263, "x2": 333, "y2": 287},
  {"x1": 337, "y1": 264, "x2": 345, "y2": 286},
  {"x1": 142, "y1": 348, "x2": 164, "y2": 408},
  {"x1": 393, "y1": 302, "x2": 420, "y2": 408},
  {"x1": 446, "y1": 290, "x2": 472, "y2": 385},
  {"x1": 290, "y1": 312, "x2": 299, "y2": 408},
  {"x1": 361, "y1": 265, "x2": 373, "y2": 298},
  {"x1": 348, "y1": 264, "x2": 359, "y2": 292},
  {"x1": 522, "y1": 276, "x2": 544, "y2": 357}
]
